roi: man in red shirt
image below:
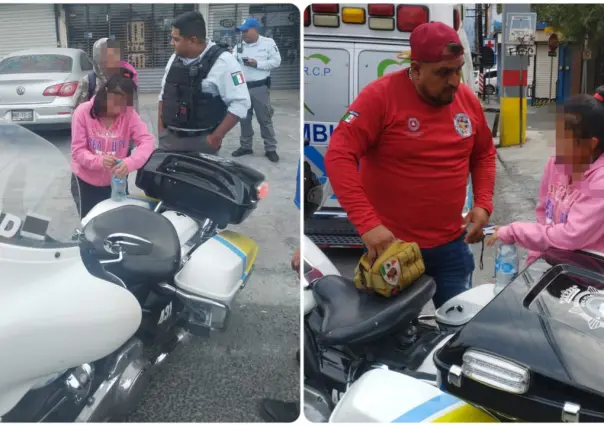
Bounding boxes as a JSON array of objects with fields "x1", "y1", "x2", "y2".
[{"x1": 324, "y1": 22, "x2": 496, "y2": 308}]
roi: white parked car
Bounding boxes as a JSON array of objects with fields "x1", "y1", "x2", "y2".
[
  {"x1": 0, "y1": 48, "x2": 93, "y2": 129},
  {"x1": 474, "y1": 67, "x2": 498, "y2": 96}
]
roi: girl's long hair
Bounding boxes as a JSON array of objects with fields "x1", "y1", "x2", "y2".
[{"x1": 89, "y1": 73, "x2": 137, "y2": 120}]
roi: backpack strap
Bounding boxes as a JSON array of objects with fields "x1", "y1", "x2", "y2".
[{"x1": 87, "y1": 71, "x2": 96, "y2": 99}]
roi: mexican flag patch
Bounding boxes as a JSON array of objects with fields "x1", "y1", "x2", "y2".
[
  {"x1": 341, "y1": 111, "x2": 359, "y2": 124},
  {"x1": 231, "y1": 71, "x2": 245, "y2": 86}
]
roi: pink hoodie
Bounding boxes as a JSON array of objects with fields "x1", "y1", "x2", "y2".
[
  {"x1": 498, "y1": 155, "x2": 604, "y2": 263},
  {"x1": 71, "y1": 98, "x2": 155, "y2": 187}
]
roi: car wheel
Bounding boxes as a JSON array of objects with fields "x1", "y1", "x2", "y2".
[{"x1": 486, "y1": 84, "x2": 496, "y2": 95}]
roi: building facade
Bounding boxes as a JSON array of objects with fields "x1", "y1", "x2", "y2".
[
  {"x1": 0, "y1": 4, "x2": 59, "y2": 58},
  {"x1": 204, "y1": 3, "x2": 299, "y2": 90},
  {"x1": 0, "y1": 3, "x2": 299, "y2": 92}
]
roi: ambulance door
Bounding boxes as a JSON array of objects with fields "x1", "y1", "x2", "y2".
[
  {"x1": 304, "y1": 40, "x2": 353, "y2": 208},
  {"x1": 354, "y1": 42, "x2": 411, "y2": 97}
]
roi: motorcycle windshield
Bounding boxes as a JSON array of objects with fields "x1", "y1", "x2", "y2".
[{"x1": 0, "y1": 124, "x2": 80, "y2": 248}]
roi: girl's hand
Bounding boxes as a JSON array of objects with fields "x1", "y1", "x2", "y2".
[
  {"x1": 112, "y1": 161, "x2": 129, "y2": 178},
  {"x1": 102, "y1": 155, "x2": 117, "y2": 169},
  {"x1": 486, "y1": 226, "x2": 500, "y2": 248}
]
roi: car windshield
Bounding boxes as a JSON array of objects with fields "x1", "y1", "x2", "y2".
[
  {"x1": 0, "y1": 54, "x2": 73, "y2": 74},
  {"x1": 0, "y1": 124, "x2": 80, "y2": 248}
]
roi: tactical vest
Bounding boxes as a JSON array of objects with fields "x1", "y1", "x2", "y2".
[{"x1": 162, "y1": 45, "x2": 228, "y2": 131}]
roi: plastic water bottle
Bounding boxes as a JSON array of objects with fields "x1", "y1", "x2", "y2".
[
  {"x1": 494, "y1": 243, "x2": 519, "y2": 294},
  {"x1": 111, "y1": 160, "x2": 127, "y2": 202}
]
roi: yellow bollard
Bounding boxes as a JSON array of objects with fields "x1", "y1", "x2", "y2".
[{"x1": 499, "y1": 97, "x2": 527, "y2": 147}]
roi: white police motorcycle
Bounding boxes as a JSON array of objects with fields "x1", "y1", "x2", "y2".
[
  {"x1": 304, "y1": 172, "x2": 604, "y2": 422},
  {"x1": 0, "y1": 123, "x2": 266, "y2": 422}
]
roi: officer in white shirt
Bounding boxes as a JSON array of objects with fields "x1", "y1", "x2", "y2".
[
  {"x1": 158, "y1": 11, "x2": 251, "y2": 154},
  {"x1": 231, "y1": 17, "x2": 282, "y2": 163}
]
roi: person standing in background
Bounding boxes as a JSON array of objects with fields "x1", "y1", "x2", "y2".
[
  {"x1": 158, "y1": 11, "x2": 250, "y2": 154},
  {"x1": 231, "y1": 17, "x2": 282, "y2": 163},
  {"x1": 73, "y1": 38, "x2": 139, "y2": 112}
]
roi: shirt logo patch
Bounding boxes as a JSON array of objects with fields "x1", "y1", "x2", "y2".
[
  {"x1": 408, "y1": 117, "x2": 420, "y2": 132},
  {"x1": 342, "y1": 111, "x2": 359, "y2": 124},
  {"x1": 454, "y1": 113, "x2": 472, "y2": 137},
  {"x1": 231, "y1": 71, "x2": 246, "y2": 86}
]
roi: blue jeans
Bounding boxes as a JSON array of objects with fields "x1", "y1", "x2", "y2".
[
  {"x1": 421, "y1": 233, "x2": 474, "y2": 309},
  {"x1": 364, "y1": 233, "x2": 474, "y2": 309}
]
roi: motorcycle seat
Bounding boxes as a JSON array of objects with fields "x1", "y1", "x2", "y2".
[
  {"x1": 311, "y1": 274, "x2": 436, "y2": 346},
  {"x1": 81, "y1": 205, "x2": 181, "y2": 285}
]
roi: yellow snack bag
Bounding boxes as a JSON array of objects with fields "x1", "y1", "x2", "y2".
[{"x1": 353, "y1": 240, "x2": 425, "y2": 297}]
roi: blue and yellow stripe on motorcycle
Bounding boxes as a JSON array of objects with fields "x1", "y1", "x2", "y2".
[
  {"x1": 213, "y1": 230, "x2": 259, "y2": 280},
  {"x1": 392, "y1": 393, "x2": 498, "y2": 423}
]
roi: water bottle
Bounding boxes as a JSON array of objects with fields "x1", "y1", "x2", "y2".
[
  {"x1": 494, "y1": 243, "x2": 519, "y2": 294},
  {"x1": 111, "y1": 160, "x2": 127, "y2": 202}
]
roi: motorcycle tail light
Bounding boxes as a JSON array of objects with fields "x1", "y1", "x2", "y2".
[
  {"x1": 461, "y1": 349, "x2": 530, "y2": 394},
  {"x1": 303, "y1": 260, "x2": 324, "y2": 287},
  {"x1": 256, "y1": 181, "x2": 269, "y2": 200}
]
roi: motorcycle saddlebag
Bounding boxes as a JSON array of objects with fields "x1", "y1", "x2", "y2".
[
  {"x1": 434, "y1": 249, "x2": 604, "y2": 423},
  {"x1": 135, "y1": 150, "x2": 266, "y2": 227}
]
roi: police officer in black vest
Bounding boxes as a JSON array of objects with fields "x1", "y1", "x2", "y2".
[{"x1": 158, "y1": 11, "x2": 251, "y2": 154}]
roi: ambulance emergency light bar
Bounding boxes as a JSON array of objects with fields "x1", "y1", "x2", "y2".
[
  {"x1": 305, "y1": 4, "x2": 429, "y2": 32},
  {"x1": 305, "y1": 4, "x2": 461, "y2": 33}
]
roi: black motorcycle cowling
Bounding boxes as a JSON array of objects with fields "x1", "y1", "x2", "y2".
[
  {"x1": 135, "y1": 150, "x2": 266, "y2": 228},
  {"x1": 434, "y1": 249, "x2": 604, "y2": 422}
]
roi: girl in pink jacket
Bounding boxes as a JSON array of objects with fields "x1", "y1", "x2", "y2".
[
  {"x1": 71, "y1": 73, "x2": 155, "y2": 217},
  {"x1": 488, "y1": 89, "x2": 604, "y2": 263}
]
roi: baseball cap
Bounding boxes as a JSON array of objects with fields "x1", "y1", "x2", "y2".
[
  {"x1": 236, "y1": 17, "x2": 261, "y2": 31},
  {"x1": 409, "y1": 22, "x2": 464, "y2": 63}
]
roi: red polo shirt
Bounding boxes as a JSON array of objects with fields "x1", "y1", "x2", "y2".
[{"x1": 324, "y1": 70, "x2": 496, "y2": 248}]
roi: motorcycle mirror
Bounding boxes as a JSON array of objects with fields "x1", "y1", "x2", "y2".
[{"x1": 304, "y1": 167, "x2": 333, "y2": 220}]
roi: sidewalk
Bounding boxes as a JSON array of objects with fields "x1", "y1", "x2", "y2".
[{"x1": 491, "y1": 129, "x2": 552, "y2": 225}]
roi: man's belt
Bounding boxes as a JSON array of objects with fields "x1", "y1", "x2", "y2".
[
  {"x1": 247, "y1": 78, "x2": 269, "y2": 89},
  {"x1": 167, "y1": 127, "x2": 211, "y2": 137}
]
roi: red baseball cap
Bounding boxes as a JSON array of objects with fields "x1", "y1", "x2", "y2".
[{"x1": 410, "y1": 22, "x2": 464, "y2": 63}]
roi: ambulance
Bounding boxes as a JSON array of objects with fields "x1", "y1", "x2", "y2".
[{"x1": 303, "y1": 3, "x2": 476, "y2": 248}]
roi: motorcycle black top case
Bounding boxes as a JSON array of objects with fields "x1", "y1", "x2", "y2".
[
  {"x1": 434, "y1": 249, "x2": 604, "y2": 423},
  {"x1": 136, "y1": 150, "x2": 266, "y2": 227}
]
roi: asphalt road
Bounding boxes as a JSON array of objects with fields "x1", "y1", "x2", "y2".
[{"x1": 35, "y1": 90, "x2": 301, "y2": 422}]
